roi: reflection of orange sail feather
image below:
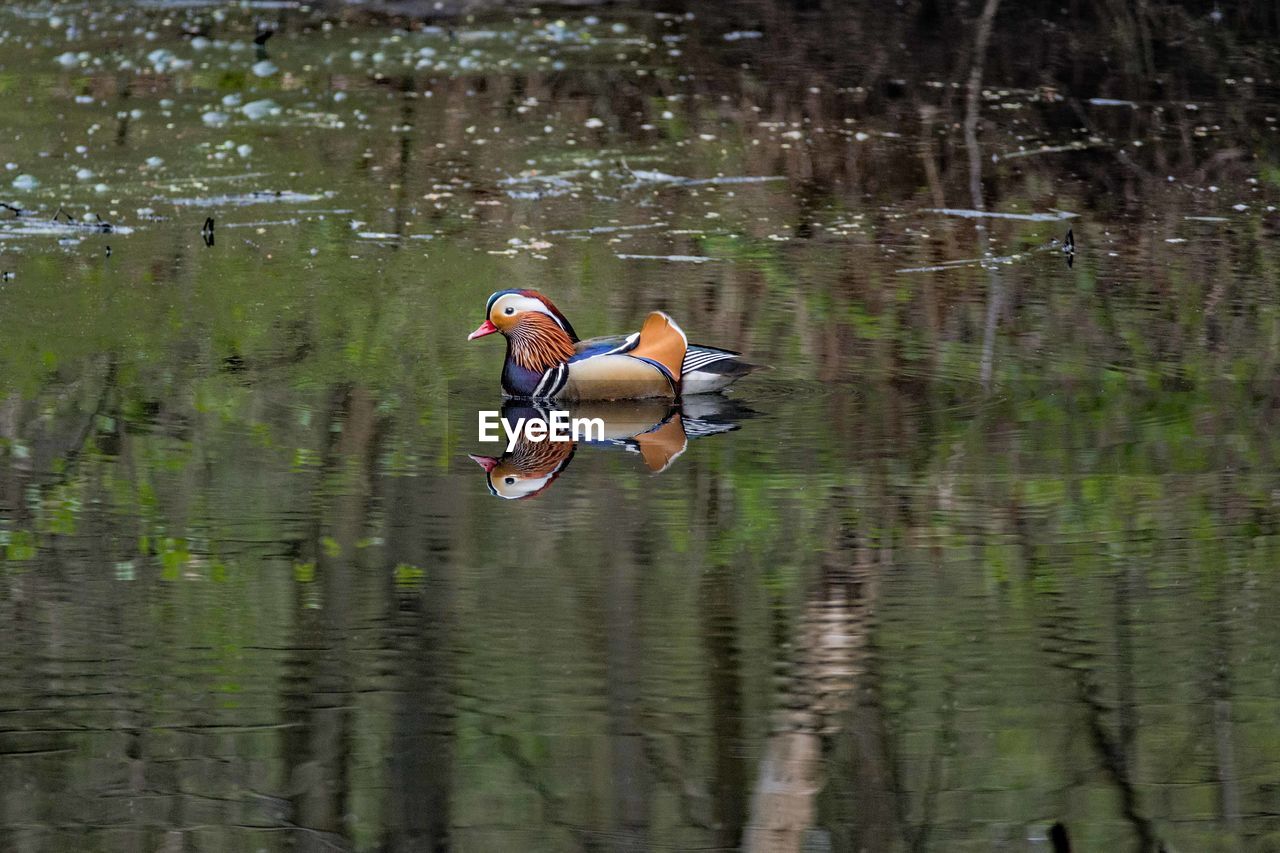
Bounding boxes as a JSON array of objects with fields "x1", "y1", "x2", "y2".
[{"x1": 633, "y1": 416, "x2": 687, "y2": 473}]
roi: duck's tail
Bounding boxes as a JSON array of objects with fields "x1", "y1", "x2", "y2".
[{"x1": 680, "y1": 344, "x2": 763, "y2": 395}]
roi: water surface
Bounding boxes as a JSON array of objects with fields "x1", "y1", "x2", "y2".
[{"x1": 2, "y1": 1, "x2": 1280, "y2": 851}]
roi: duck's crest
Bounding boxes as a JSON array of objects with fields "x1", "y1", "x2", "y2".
[{"x1": 486, "y1": 288, "x2": 579, "y2": 341}]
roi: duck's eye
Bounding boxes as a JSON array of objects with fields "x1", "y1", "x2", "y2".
[
  {"x1": 504, "y1": 307, "x2": 515, "y2": 315},
  {"x1": 504, "y1": 476, "x2": 516, "y2": 485}
]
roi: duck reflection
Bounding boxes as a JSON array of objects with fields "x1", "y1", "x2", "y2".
[{"x1": 468, "y1": 398, "x2": 747, "y2": 499}]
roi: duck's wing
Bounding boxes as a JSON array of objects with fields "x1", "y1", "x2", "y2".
[
  {"x1": 574, "y1": 312, "x2": 687, "y2": 379},
  {"x1": 573, "y1": 333, "x2": 639, "y2": 359}
]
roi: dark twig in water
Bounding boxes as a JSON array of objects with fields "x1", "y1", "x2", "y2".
[
  {"x1": 201, "y1": 216, "x2": 215, "y2": 247},
  {"x1": 51, "y1": 206, "x2": 74, "y2": 223},
  {"x1": 1049, "y1": 821, "x2": 1071, "y2": 852},
  {"x1": 253, "y1": 25, "x2": 275, "y2": 46},
  {"x1": 1063, "y1": 228, "x2": 1075, "y2": 268},
  {"x1": 0, "y1": 202, "x2": 22, "y2": 216}
]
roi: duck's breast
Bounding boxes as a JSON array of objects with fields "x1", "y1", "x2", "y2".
[{"x1": 502, "y1": 358, "x2": 548, "y2": 397}]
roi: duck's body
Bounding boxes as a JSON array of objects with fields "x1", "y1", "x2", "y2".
[{"x1": 470, "y1": 290, "x2": 759, "y2": 401}]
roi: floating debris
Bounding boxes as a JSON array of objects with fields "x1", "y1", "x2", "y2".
[
  {"x1": 0, "y1": 218, "x2": 133, "y2": 238},
  {"x1": 897, "y1": 252, "x2": 1029, "y2": 274},
  {"x1": 1088, "y1": 97, "x2": 1138, "y2": 107},
  {"x1": 6, "y1": 206, "x2": 123, "y2": 237},
  {"x1": 616, "y1": 253, "x2": 717, "y2": 263},
  {"x1": 897, "y1": 235, "x2": 1077, "y2": 275},
  {"x1": 622, "y1": 166, "x2": 785, "y2": 189},
  {"x1": 169, "y1": 190, "x2": 325, "y2": 208},
  {"x1": 146, "y1": 48, "x2": 190, "y2": 73},
  {"x1": 547, "y1": 223, "x2": 666, "y2": 236},
  {"x1": 925, "y1": 208, "x2": 1078, "y2": 222},
  {"x1": 241, "y1": 98, "x2": 281, "y2": 120},
  {"x1": 498, "y1": 164, "x2": 782, "y2": 200},
  {"x1": 498, "y1": 171, "x2": 580, "y2": 199},
  {"x1": 201, "y1": 216, "x2": 215, "y2": 247},
  {"x1": 506, "y1": 189, "x2": 570, "y2": 200},
  {"x1": 995, "y1": 142, "x2": 1096, "y2": 161},
  {"x1": 222, "y1": 218, "x2": 299, "y2": 229}
]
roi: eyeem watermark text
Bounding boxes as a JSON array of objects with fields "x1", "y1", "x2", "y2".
[{"x1": 478, "y1": 411, "x2": 604, "y2": 451}]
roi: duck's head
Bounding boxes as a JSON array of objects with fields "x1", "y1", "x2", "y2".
[{"x1": 467, "y1": 289, "x2": 579, "y2": 343}]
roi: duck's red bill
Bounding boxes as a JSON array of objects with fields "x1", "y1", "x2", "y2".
[
  {"x1": 468, "y1": 454, "x2": 499, "y2": 472},
  {"x1": 467, "y1": 319, "x2": 498, "y2": 340}
]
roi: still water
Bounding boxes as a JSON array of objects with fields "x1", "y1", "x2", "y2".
[{"x1": 2, "y1": 1, "x2": 1280, "y2": 850}]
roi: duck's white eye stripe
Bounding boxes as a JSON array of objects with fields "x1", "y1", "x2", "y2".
[{"x1": 493, "y1": 294, "x2": 557, "y2": 320}]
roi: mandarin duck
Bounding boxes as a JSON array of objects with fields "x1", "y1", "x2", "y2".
[
  {"x1": 469, "y1": 400, "x2": 744, "y2": 498},
  {"x1": 467, "y1": 289, "x2": 760, "y2": 400}
]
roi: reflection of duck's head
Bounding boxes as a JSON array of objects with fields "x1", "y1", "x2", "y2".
[{"x1": 468, "y1": 438, "x2": 575, "y2": 500}]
